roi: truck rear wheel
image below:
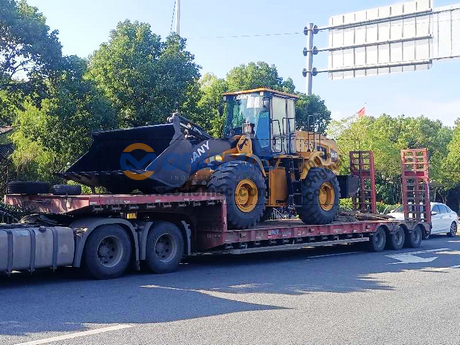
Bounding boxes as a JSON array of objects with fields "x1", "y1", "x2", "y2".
[
  {"x1": 208, "y1": 161, "x2": 266, "y2": 229},
  {"x1": 145, "y1": 222, "x2": 184, "y2": 274},
  {"x1": 405, "y1": 226, "x2": 422, "y2": 248},
  {"x1": 297, "y1": 168, "x2": 340, "y2": 225},
  {"x1": 388, "y1": 226, "x2": 405, "y2": 250},
  {"x1": 82, "y1": 225, "x2": 132, "y2": 280},
  {"x1": 368, "y1": 226, "x2": 387, "y2": 252}
]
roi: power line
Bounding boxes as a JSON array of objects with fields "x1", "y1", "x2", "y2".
[{"x1": 188, "y1": 32, "x2": 302, "y2": 40}]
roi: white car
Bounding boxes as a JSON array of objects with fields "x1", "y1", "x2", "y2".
[{"x1": 388, "y1": 202, "x2": 458, "y2": 237}]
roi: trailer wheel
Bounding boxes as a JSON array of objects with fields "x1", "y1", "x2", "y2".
[
  {"x1": 368, "y1": 226, "x2": 386, "y2": 252},
  {"x1": 208, "y1": 161, "x2": 266, "y2": 229},
  {"x1": 82, "y1": 225, "x2": 132, "y2": 279},
  {"x1": 405, "y1": 225, "x2": 423, "y2": 248},
  {"x1": 297, "y1": 168, "x2": 340, "y2": 225},
  {"x1": 387, "y1": 226, "x2": 405, "y2": 250},
  {"x1": 7, "y1": 181, "x2": 50, "y2": 194},
  {"x1": 145, "y1": 222, "x2": 184, "y2": 274}
]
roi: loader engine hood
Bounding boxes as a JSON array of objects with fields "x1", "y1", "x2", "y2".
[{"x1": 62, "y1": 118, "x2": 232, "y2": 193}]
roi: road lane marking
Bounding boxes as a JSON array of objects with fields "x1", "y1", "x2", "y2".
[
  {"x1": 386, "y1": 248, "x2": 451, "y2": 265},
  {"x1": 14, "y1": 324, "x2": 133, "y2": 345}
]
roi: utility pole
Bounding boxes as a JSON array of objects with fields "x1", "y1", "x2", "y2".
[{"x1": 175, "y1": 0, "x2": 181, "y2": 36}]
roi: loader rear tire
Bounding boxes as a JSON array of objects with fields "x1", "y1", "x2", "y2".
[
  {"x1": 260, "y1": 207, "x2": 274, "y2": 222},
  {"x1": 297, "y1": 167, "x2": 340, "y2": 225},
  {"x1": 208, "y1": 161, "x2": 266, "y2": 229}
]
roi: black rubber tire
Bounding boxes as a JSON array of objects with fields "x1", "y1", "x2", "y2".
[
  {"x1": 259, "y1": 207, "x2": 274, "y2": 222},
  {"x1": 145, "y1": 222, "x2": 184, "y2": 274},
  {"x1": 447, "y1": 222, "x2": 457, "y2": 237},
  {"x1": 7, "y1": 181, "x2": 50, "y2": 194},
  {"x1": 368, "y1": 226, "x2": 387, "y2": 252},
  {"x1": 387, "y1": 226, "x2": 405, "y2": 250},
  {"x1": 405, "y1": 226, "x2": 423, "y2": 248},
  {"x1": 82, "y1": 225, "x2": 132, "y2": 280},
  {"x1": 52, "y1": 184, "x2": 82, "y2": 195},
  {"x1": 208, "y1": 161, "x2": 266, "y2": 229},
  {"x1": 297, "y1": 167, "x2": 340, "y2": 225}
]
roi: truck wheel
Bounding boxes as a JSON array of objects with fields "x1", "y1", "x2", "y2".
[
  {"x1": 387, "y1": 226, "x2": 405, "y2": 250},
  {"x1": 83, "y1": 225, "x2": 132, "y2": 279},
  {"x1": 405, "y1": 226, "x2": 423, "y2": 248},
  {"x1": 368, "y1": 226, "x2": 387, "y2": 252},
  {"x1": 7, "y1": 181, "x2": 50, "y2": 194},
  {"x1": 208, "y1": 161, "x2": 266, "y2": 229},
  {"x1": 297, "y1": 167, "x2": 340, "y2": 225},
  {"x1": 145, "y1": 222, "x2": 184, "y2": 274},
  {"x1": 447, "y1": 222, "x2": 457, "y2": 237}
]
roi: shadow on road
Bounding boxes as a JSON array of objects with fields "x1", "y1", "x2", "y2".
[{"x1": 1, "y1": 236, "x2": 460, "y2": 338}]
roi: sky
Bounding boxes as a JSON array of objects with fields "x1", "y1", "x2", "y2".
[{"x1": 27, "y1": 0, "x2": 460, "y2": 127}]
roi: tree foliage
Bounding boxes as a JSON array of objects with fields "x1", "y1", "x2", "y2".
[
  {"x1": 87, "y1": 21, "x2": 200, "y2": 128},
  {"x1": 328, "y1": 115, "x2": 453, "y2": 204},
  {"x1": 11, "y1": 56, "x2": 116, "y2": 182}
]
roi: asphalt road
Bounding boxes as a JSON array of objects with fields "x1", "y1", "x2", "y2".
[{"x1": 2, "y1": 235, "x2": 460, "y2": 345}]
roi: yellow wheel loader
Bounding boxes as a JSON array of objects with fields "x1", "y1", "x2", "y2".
[{"x1": 64, "y1": 88, "x2": 358, "y2": 229}]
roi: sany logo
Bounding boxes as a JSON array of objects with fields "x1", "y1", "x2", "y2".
[
  {"x1": 120, "y1": 143, "x2": 157, "y2": 181},
  {"x1": 191, "y1": 141, "x2": 210, "y2": 164}
]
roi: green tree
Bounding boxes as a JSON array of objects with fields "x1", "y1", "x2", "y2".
[
  {"x1": 226, "y1": 62, "x2": 295, "y2": 93},
  {"x1": 0, "y1": 0, "x2": 63, "y2": 125},
  {"x1": 87, "y1": 21, "x2": 200, "y2": 128},
  {"x1": 295, "y1": 94, "x2": 331, "y2": 134},
  {"x1": 11, "y1": 56, "x2": 116, "y2": 182}
]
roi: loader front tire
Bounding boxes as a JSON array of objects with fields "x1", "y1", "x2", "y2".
[
  {"x1": 297, "y1": 167, "x2": 340, "y2": 225},
  {"x1": 208, "y1": 161, "x2": 266, "y2": 229}
]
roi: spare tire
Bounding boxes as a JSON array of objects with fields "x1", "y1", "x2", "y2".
[
  {"x1": 7, "y1": 181, "x2": 50, "y2": 195},
  {"x1": 52, "y1": 184, "x2": 82, "y2": 195}
]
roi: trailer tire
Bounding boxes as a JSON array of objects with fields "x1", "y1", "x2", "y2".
[
  {"x1": 7, "y1": 181, "x2": 50, "y2": 195},
  {"x1": 368, "y1": 226, "x2": 386, "y2": 252},
  {"x1": 82, "y1": 225, "x2": 132, "y2": 280},
  {"x1": 52, "y1": 184, "x2": 82, "y2": 195},
  {"x1": 387, "y1": 226, "x2": 405, "y2": 250},
  {"x1": 208, "y1": 161, "x2": 266, "y2": 229},
  {"x1": 297, "y1": 168, "x2": 340, "y2": 225},
  {"x1": 405, "y1": 225, "x2": 423, "y2": 248},
  {"x1": 145, "y1": 222, "x2": 184, "y2": 274}
]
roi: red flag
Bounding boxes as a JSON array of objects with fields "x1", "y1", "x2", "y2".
[{"x1": 358, "y1": 107, "x2": 366, "y2": 118}]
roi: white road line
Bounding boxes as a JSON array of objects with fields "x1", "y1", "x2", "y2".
[
  {"x1": 14, "y1": 324, "x2": 133, "y2": 345},
  {"x1": 306, "y1": 252, "x2": 361, "y2": 260}
]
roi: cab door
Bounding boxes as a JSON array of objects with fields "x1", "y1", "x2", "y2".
[{"x1": 271, "y1": 97, "x2": 296, "y2": 154}]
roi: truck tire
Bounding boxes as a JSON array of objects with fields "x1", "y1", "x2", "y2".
[
  {"x1": 447, "y1": 222, "x2": 457, "y2": 237},
  {"x1": 82, "y1": 225, "x2": 132, "y2": 279},
  {"x1": 7, "y1": 181, "x2": 50, "y2": 195},
  {"x1": 297, "y1": 167, "x2": 340, "y2": 225},
  {"x1": 208, "y1": 161, "x2": 266, "y2": 229},
  {"x1": 145, "y1": 222, "x2": 184, "y2": 274},
  {"x1": 368, "y1": 226, "x2": 387, "y2": 252},
  {"x1": 405, "y1": 226, "x2": 423, "y2": 248},
  {"x1": 52, "y1": 184, "x2": 82, "y2": 195},
  {"x1": 387, "y1": 226, "x2": 405, "y2": 250}
]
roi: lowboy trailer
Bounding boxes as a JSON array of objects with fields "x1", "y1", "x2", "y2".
[{"x1": 1, "y1": 192, "x2": 428, "y2": 280}]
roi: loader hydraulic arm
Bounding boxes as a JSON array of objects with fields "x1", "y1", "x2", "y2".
[{"x1": 168, "y1": 114, "x2": 212, "y2": 141}]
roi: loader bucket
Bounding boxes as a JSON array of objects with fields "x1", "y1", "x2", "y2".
[{"x1": 62, "y1": 123, "x2": 193, "y2": 193}]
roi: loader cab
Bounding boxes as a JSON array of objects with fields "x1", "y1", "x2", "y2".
[{"x1": 223, "y1": 88, "x2": 298, "y2": 157}]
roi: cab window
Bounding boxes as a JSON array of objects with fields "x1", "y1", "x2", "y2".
[{"x1": 439, "y1": 205, "x2": 448, "y2": 214}]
